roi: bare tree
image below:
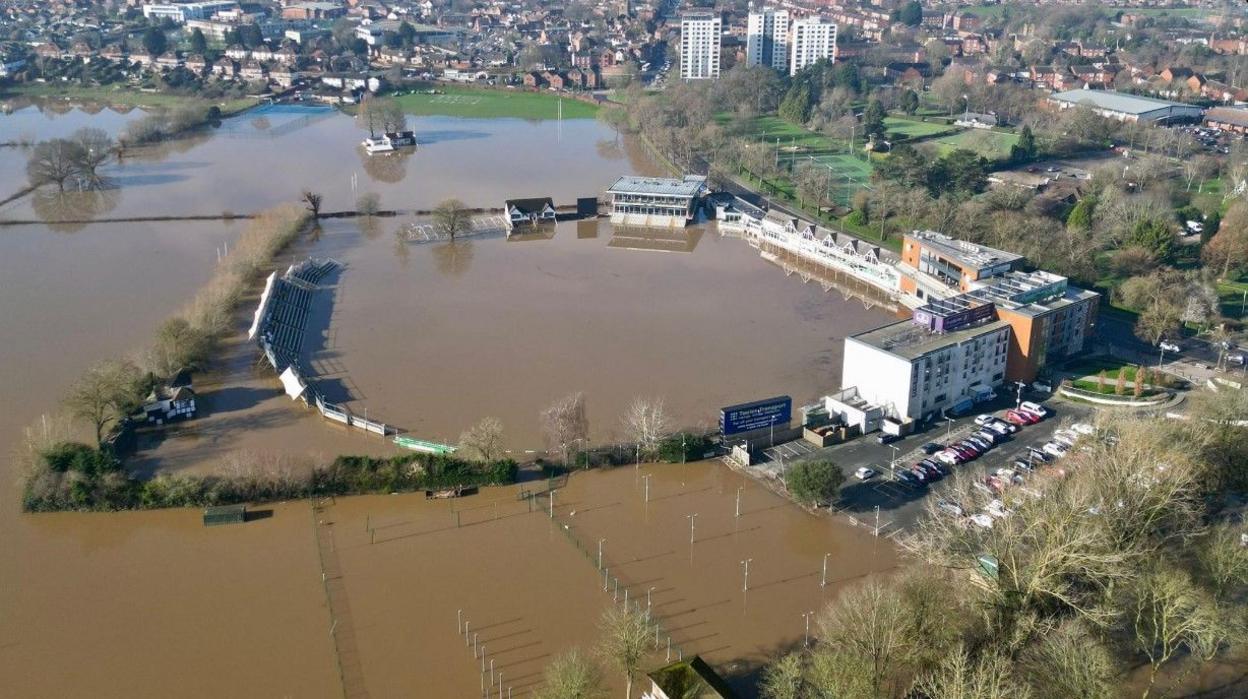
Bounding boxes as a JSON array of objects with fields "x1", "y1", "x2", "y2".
[
  {"x1": 541, "y1": 392, "x2": 589, "y2": 466},
  {"x1": 1020, "y1": 619, "x2": 1115, "y2": 699},
  {"x1": 433, "y1": 198, "x2": 471, "y2": 240},
  {"x1": 358, "y1": 95, "x2": 407, "y2": 138},
  {"x1": 70, "y1": 127, "x2": 114, "y2": 180},
  {"x1": 27, "y1": 139, "x2": 86, "y2": 192},
  {"x1": 912, "y1": 646, "x2": 1029, "y2": 699},
  {"x1": 622, "y1": 397, "x2": 669, "y2": 461},
  {"x1": 64, "y1": 358, "x2": 142, "y2": 445},
  {"x1": 759, "y1": 652, "x2": 805, "y2": 699},
  {"x1": 814, "y1": 578, "x2": 910, "y2": 697},
  {"x1": 595, "y1": 606, "x2": 652, "y2": 699},
  {"x1": 355, "y1": 191, "x2": 381, "y2": 216},
  {"x1": 301, "y1": 190, "x2": 323, "y2": 218},
  {"x1": 1196, "y1": 524, "x2": 1248, "y2": 603},
  {"x1": 535, "y1": 649, "x2": 605, "y2": 699},
  {"x1": 1122, "y1": 566, "x2": 1228, "y2": 699},
  {"x1": 458, "y1": 417, "x2": 505, "y2": 462}
]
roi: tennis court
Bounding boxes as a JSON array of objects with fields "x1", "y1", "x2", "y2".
[{"x1": 780, "y1": 151, "x2": 875, "y2": 207}]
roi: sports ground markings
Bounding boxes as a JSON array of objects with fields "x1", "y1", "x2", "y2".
[{"x1": 429, "y1": 95, "x2": 484, "y2": 105}]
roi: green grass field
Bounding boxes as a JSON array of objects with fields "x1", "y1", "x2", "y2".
[
  {"x1": 884, "y1": 116, "x2": 959, "y2": 140},
  {"x1": 393, "y1": 86, "x2": 598, "y2": 120},
  {"x1": 721, "y1": 114, "x2": 834, "y2": 149},
  {"x1": 1218, "y1": 278, "x2": 1248, "y2": 320},
  {"x1": 930, "y1": 129, "x2": 1020, "y2": 158}
]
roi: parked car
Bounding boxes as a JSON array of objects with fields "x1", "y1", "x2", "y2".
[
  {"x1": 925, "y1": 458, "x2": 952, "y2": 476},
  {"x1": 987, "y1": 420, "x2": 1015, "y2": 435},
  {"x1": 936, "y1": 450, "x2": 961, "y2": 466},
  {"x1": 1042, "y1": 442, "x2": 1068, "y2": 458},
  {"x1": 854, "y1": 467, "x2": 877, "y2": 480},
  {"x1": 1013, "y1": 459, "x2": 1033, "y2": 472},
  {"x1": 877, "y1": 433, "x2": 900, "y2": 445},
  {"x1": 974, "y1": 414, "x2": 997, "y2": 427},
  {"x1": 1071, "y1": 423, "x2": 1095, "y2": 436},
  {"x1": 1159, "y1": 340, "x2": 1182, "y2": 353},
  {"x1": 896, "y1": 469, "x2": 920, "y2": 486},
  {"x1": 937, "y1": 500, "x2": 963, "y2": 516},
  {"x1": 914, "y1": 462, "x2": 941, "y2": 480},
  {"x1": 921, "y1": 442, "x2": 944, "y2": 455},
  {"x1": 986, "y1": 500, "x2": 1012, "y2": 518},
  {"x1": 1027, "y1": 447, "x2": 1050, "y2": 463},
  {"x1": 973, "y1": 430, "x2": 999, "y2": 445},
  {"x1": 1004, "y1": 411, "x2": 1030, "y2": 426},
  {"x1": 907, "y1": 466, "x2": 929, "y2": 483},
  {"x1": 1019, "y1": 401, "x2": 1049, "y2": 418},
  {"x1": 1053, "y1": 430, "x2": 1078, "y2": 447},
  {"x1": 1229, "y1": 352, "x2": 1246, "y2": 365}
]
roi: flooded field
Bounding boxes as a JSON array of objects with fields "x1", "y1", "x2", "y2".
[
  {"x1": 0, "y1": 102, "x2": 900, "y2": 696},
  {"x1": 315, "y1": 460, "x2": 898, "y2": 697}
]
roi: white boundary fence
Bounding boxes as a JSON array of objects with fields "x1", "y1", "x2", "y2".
[{"x1": 399, "y1": 214, "x2": 509, "y2": 243}]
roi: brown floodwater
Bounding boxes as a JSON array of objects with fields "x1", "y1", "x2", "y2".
[
  {"x1": 0, "y1": 104, "x2": 901, "y2": 697},
  {"x1": 315, "y1": 461, "x2": 898, "y2": 697}
]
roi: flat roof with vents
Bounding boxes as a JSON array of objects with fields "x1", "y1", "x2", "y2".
[
  {"x1": 607, "y1": 175, "x2": 707, "y2": 198},
  {"x1": 907, "y1": 230, "x2": 1022, "y2": 273},
  {"x1": 851, "y1": 318, "x2": 1010, "y2": 361}
]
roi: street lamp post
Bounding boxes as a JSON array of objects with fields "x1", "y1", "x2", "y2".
[
  {"x1": 741, "y1": 558, "x2": 752, "y2": 592},
  {"x1": 1014, "y1": 381, "x2": 1026, "y2": 409},
  {"x1": 888, "y1": 444, "x2": 899, "y2": 479},
  {"x1": 803, "y1": 610, "x2": 814, "y2": 648},
  {"x1": 820, "y1": 552, "x2": 829, "y2": 588},
  {"x1": 643, "y1": 474, "x2": 652, "y2": 503},
  {"x1": 687, "y1": 513, "x2": 698, "y2": 544},
  {"x1": 945, "y1": 416, "x2": 955, "y2": 443},
  {"x1": 598, "y1": 538, "x2": 606, "y2": 570},
  {"x1": 735, "y1": 486, "x2": 743, "y2": 518},
  {"x1": 647, "y1": 586, "x2": 656, "y2": 621}
]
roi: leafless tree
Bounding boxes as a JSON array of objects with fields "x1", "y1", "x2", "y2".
[
  {"x1": 355, "y1": 191, "x2": 381, "y2": 216},
  {"x1": 70, "y1": 127, "x2": 114, "y2": 180},
  {"x1": 458, "y1": 417, "x2": 505, "y2": 463},
  {"x1": 534, "y1": 649, "x2": 605, "y2": 699},
  {"x1": 595, "y1": 606, "x2": 652, "y2": 699},
  {"x1": 1122, "y1": 566, "x2": 1229, "y2": 699},
  {"x1": 759, "y1": 652, "x2": 805, "y2": 699},
  {"x1": 1020, "y1": 619, "x2": 1115, "y2": 699},
  {"x1": 27, "y1": 139, "x2": 86, "y2": 192},
  {"x1": 357, "y1": 95, "x2": 407, "y2": 138},
  {"x1": 542, "y1": 392, "x2": 589, "y2": 465},
  {"x1": 911, "y1": 645, "x2": 1029, "y2": 699},
  {"x1": 64, "y1": 358, "x2": 142, "y2": 445},
  {"x1": 622, "y1": 397, "x2": 669, "y2": 460},
  {"x1": 301, "y1": 190, "x2": 323, "y2": 218},
  {"x1": 433, "y1": 198, "x2": 471, "y2": 240}
]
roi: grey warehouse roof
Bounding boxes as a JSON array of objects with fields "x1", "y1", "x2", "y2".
[
  {"x1": 909, "y1": 230, "x2": 1022, "y2": 271},
  {"x1": 1049, "y1": 89, "x2": 1197, "y2": 116},
  {"x1": 607, "y1": 175, "x2": 707, "y2": 198}
]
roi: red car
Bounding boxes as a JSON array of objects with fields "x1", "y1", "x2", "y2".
[{"x1": 1006, "y1": 410, "x2": 1039, "y2": 425}]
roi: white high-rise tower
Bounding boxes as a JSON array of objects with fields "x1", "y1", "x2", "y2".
[
  {"x1": 789, "y1": 17, "x2": 838, "y2": 76},
  {"x1": 746, "y1": 8, "x2": 789, "y2": 72},
  {"x1": 680, "y1": 11, "x2": 722, "y2": 80}
]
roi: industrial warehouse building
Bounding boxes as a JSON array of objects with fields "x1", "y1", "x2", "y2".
[{"x1": 1047, "y1": 88, "x2": 1204, "y2": 123}]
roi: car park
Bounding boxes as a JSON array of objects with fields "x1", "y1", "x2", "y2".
[
  {"x1": 1071, "y1": 423, "x2": 1095, "y2": 436},
  {"x1": 1012, "y1": 459, "x2": 1033, "y2": 472},
  {"x1": 1053, "y1": 430, "x2": 1078, "y2": 447},
  {"x1": 974, "y1": 414, "x2": 996, "y2": 427},
  {"x1": 937, "y1": 500, "x2": 963, "y2": 516},
  {"x1": 914, "y1": 462, "x2": 941, "y2": 480},
  {"x1": 1027, "y1": 447, "x2": 1050, "y2": 463},
  {"x1": 1004, "y1": 411, "x2": 1030, "y2": 426},
  {"x1": 877, "y1": 433, "x2": 900, "y2": 445},
  {"x1": 896, "y1": 469, "x2": 919, "y2": 486},
  {"x1": 973, "y1": 430, "x2": 999, "y2": 445},
  {"x1": 935, "y1": 450, "x2": 961, "y2": 466},
  {"x1": 921, "y1": 442, "x2": 944, "y2": 455},
  {"x1": 854, "y1": 467, "x2": 877, "y2": 480},
  {"x1": 907, "y1": 466, "x2": 929, "y2": 483}
]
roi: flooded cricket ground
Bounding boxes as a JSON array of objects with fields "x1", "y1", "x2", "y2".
[{"x1": 0, "y1": 101, "x2": 900, "y2": 696}]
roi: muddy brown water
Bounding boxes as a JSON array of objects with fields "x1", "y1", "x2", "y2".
[{"x1": 0, "y1": 105, "x2": 901, "y2": 696}]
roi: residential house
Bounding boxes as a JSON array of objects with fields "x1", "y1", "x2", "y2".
[
  {"x1": 142, "y1": 369, "x2": 197, "y2": 424},
  {"x1": 1205, "y1": 106, "x2": 1248, "y2": 134},
  {"x1": 503, "y1": 197, "x2": 557, "y2": 229},
  {"x1": 239, "y1": 60, "x2": 267, "y2": 82},
  {"x1": 212, "y1": 57, "x2": 237, "y2": 78},
  {"x1": 185, "y1": 54, "x2": 207, "y2": 75}
]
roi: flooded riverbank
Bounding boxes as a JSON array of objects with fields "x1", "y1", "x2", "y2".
[{"x1": 0, "y1": 103, "x2": 901, "y2": 696}]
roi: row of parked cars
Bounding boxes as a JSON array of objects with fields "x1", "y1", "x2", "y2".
[
  {"x1": 950, "y1": 420, "x2": 1099, "y2": 529},
  {"x1": 868, "y1": 403, "x2": 1049, "y2": 488}
]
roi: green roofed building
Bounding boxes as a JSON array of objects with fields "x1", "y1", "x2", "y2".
[{"x1": 642, "y1": 656, "x2": 738, "y2": 699}]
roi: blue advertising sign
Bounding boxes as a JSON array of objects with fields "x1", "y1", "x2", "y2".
[{"x1": 720, "y1": 396, "x2": 792, "y2": 437}]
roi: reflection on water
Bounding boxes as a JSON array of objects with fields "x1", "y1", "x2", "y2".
[
  {"x1": 596, "y1": 138, "x2": 624, "y2": 160},
  {"x1": 358, "y1": 146, "x2": 412, "y2": 184},
  {"x1": 607, "y1": 225, "x2": 703, "y2": 253},
  {"x1": 30, "y1": 180, "x2": 120, "y2": 232},
  {"x1": 355, "y1": 214, "x2": 383, "y2": 240},
  {"x1": 431, "y1": 239, "x2": 474, "y2": 277}
]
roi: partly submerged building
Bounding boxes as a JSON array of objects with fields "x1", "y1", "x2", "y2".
[
  {"x1": 142, "y1": 369, "x2": 197, "y2": 424},
  {"x1": 606, "y1": 175, "x2": 707, "y2": 227},
  {"x1": 504, "y1": 197, "x2": 557, "y2": 230},
  {"x1": 642, "y1": 656, "x2": 738, "y2": 699}
]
